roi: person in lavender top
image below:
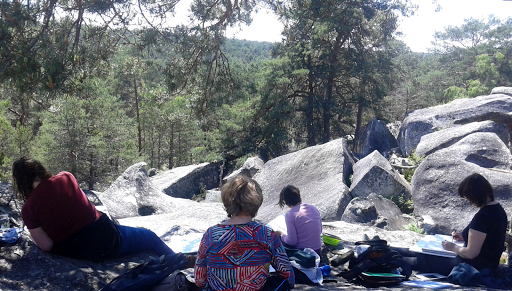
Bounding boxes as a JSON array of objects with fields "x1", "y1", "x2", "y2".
[{"x1": 275, "y1": 185, "x2": 323, "y2": 255}]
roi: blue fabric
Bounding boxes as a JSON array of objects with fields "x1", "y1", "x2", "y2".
[
  {"x1": 447, "y1": 263, "x2": 511, "y2": 289},
  {"x1": 447, "y1": 263, "x2": 482, "y2": 286},
  {"x1": 116, "y1": 225, "x2": 175, "y2": 257}
]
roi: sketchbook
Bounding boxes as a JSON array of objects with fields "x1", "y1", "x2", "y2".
[
  {"x1": 266, "y1": 214, "x2": 287, "y2": 236},
  {"x1": 409, "y1": 234, "x2": 464, "y2": 258},
  {"x1": 401, "y1": 280, "x2": 454, "y2": 289},
  {"x1": 171, "y1": 232, "x2": 203, "y2": 253}
]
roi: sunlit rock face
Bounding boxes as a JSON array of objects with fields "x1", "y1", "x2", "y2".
[
  {"x1": 255, "y1": 138, "x2": 356, "y2": 223},
  {"x1": 398, "y1": 92, "x2": 512, "y2": 157}
]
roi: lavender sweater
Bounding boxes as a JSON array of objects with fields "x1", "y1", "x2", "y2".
[{"x1": 281, "y1": 203, "x2": 322, "y2": 251}]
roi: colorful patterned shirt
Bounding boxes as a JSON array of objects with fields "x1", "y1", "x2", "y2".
[{"x1": 195, "y1": 221, "x2": 295, "y2": 291}]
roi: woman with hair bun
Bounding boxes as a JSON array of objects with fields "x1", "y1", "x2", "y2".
[{"x1": 194, "y1": 175, "x2": 295, "y2": 291}]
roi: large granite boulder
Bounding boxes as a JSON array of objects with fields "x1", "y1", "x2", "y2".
[
  {"x1": 96, "y1": 162, "x2": 179, "y2": 219},
  {"x1": 412, "y1": 132, "x2": 512, "y2": 234},
  {"x1": 341, "y1": 193, "x2": 412, "y2": 231},
  {"x1": 415, "y1": 121, "x2": 510, "y2": 158},
  {"x1": 224, "y1": 156, "x2": 265, "y2": 180},
  {"x1": 353, "y1": 118, "x2": 398, "y2": 158},
  {"x1": 398, "y1": 92, "x2": 512, "y2": 156},
  {"x1": 349, "y1": 150, "x2": 411, "y2": 200},
  {"x1": 255, "y1": 138, "x2": 356, "y2": 223},
  {"x1": 151, "y1": 162, "x2": 221, "y2": 199}
]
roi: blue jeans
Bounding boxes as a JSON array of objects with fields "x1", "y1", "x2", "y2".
[{"x1": 116, "y1": 225, "x2": 175, "y2": 257}]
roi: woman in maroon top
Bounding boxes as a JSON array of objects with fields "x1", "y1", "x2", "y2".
[{"x1": 13, "y1": 157, "x2": 184, "y2": 263}]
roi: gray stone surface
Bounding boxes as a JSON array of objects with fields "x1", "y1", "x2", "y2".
[
  {"x1": 398, "y1": 92, "x2": 512, "y2": 156},
  {"x1": 255, "y1": 138, "x2": 356, "y2": 223},
  {"x1": 96, "y1": 162, "x2": 179, "y2": 219},
  {"x1": 350, "y1": 150, "x2": 411, "y2": 200},
  {"x1": 341, "y1": 197, "x2": 378, "y2": 225},
  {"x1": 415, "y1": 120, "x2": 510, "y2": 158},
  {"x1": 353, "y1": 118, "x2": 398, "y2": 157},
  {"x1": 204, "y1": 189, "x2": 222, "y2": 203},
  {"x1": 341, "y1": 193, "x2": 412, "y2": 231},
  {"x1": 411, "y1": 132, "x2": 512, "y2": 234},
  {"x1": 0, "y1": 192, "x2": 502, "y2": 291},
  {"x1": 224, "y1": 156, "x2": 265, "y2": 180},
  {"x1": 151, "y1": 162, "x2": 221, "y2": 199},
  {"x1": 491, "y1": 86, "x2": 512, "y2": 96}
]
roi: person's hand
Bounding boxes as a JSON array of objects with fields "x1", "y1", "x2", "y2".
[
  {"x1": 442, "y1": 240, "x2": 456, "y2": 252},
  {"x1": 275, "y1": 230, "x2": 282, "y2": 237},
  {"x1": 452, "y1": 232, "x2": 464, "y2": 242}
]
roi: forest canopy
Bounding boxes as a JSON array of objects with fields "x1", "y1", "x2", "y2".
[{"x1": 1, "y1": 0, "x2": 511, "y2": 190}]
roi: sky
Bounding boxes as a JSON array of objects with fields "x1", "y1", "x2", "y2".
[{"x1": 220, "y1": 0, "x2": 512, "y2": 53}]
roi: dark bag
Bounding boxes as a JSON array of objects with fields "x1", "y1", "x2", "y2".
[
  {"x1": 261, "y1": 275, "x2": 291, "y2": 291},
  {"x1": 100, "y1": 253, "x2": 187, "y2": 291},
  {"x1": 284, "y1": 247, "x2": 316, "y2": 268},
  {"x1": 340, "y1": 239, "x2": 411, "y2": 287},
  {"x1": 149, "y1": 270, "x2": 192, "y2": 291}
]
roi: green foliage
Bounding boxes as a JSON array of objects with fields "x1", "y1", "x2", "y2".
[
  {"x1": 404, "y1": 223, "x2": 425, "y2": 234},
  {"x1": 403, "y1": 150, "x2": 424, "y2": 183},
  {"x1": 390, "y1": 193, "x2": 414, "y2": 214},
  {"x1": 444, "y1": 86, "x2": 468, "y2": 101}
]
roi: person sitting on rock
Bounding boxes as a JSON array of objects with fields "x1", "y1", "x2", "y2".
[
  {"x1": 275, "y1": 185, "x2": 322, "y2": 256},
  {"x1": 12, "y1": 157, "x2": 186, "y2": 265},
  {"x1": 194, "y1": 175, "x2": 295, "y2": 291},
  {"x1": 395, "y1": 173, "x2": 507, "y2": 275}
]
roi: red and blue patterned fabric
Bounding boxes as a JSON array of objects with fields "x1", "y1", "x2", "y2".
[{"x1": 195, "y1": 221, "x2": 295, "y2": 291}]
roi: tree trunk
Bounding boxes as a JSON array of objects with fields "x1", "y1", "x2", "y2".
[
  {"x1": 133, "y1": 76, "x2": 142, "y2": 156},
  {"x1": 354, "y1": 78, "x2": 367, "y2": 150},
  {"x1": 322, "y1": 31, "x2": 345, "y2": 144},
  {"x1": 169, "y1": 122, "x2": 174, "y2": 169},
  {"x1": 88, "y1": 152, "x2": 95, "y2": 190},
  {"x1": 306, "y1": 55, "x2": 316, "y2": 146}
]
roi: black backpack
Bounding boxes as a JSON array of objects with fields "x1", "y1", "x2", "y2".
[
  {"x1": 100, "y1": 253, "x2": 187, "y2": 291},
  {"x1": 340, "y1": 239, "x2": 411, "y2": 287}
]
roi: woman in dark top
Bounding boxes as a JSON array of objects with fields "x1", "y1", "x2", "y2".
[
  {"x1": 442, "y1": 173, "x2": 507, "y2": 271},
  {"x1": 13, "y1": 157, "x2": 184, "y2": 263},
  {"x1": 396, "y1": 173, "x2": 507, "y2": 275}
]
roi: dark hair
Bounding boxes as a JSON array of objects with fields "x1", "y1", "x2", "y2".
[
  {"x1": 278, "y1": 185, "x2": 302, "y2": 208},
  {"x1": 12, "y1": 157, "x2": 52, "y2": 201},
  {"x1": 458, "y1": 173, "x2": 494, "y2": 207},
  {"x1": 221, "y1": 175, "x2": 263, "y2": 218}
]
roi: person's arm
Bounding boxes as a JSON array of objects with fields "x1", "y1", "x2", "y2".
[
  {"x1": 194, "y1": 232, "x2": 209, "y2": 288},
  {"x1": 269, "y1": 230, "x2": 295, "y2": 287},
  {"x1": 442, "y1": 228, "x2": 486, "y2": 259},
  {"x1": 281, "y1": 213, "x2": 297, "y2": 247},
  {"x1": 28, "y1": 227, "x2": 54, "y2": 252}
]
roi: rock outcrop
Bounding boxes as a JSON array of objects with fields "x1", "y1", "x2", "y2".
[
  {"x1": 151, "y1": 162, "x2": 221, "y2": 199},
  {"x1": 415, "y1": 121, "x2": 510, "y2": 158},
  {"x1": 224, "y1": 156, "x2": 265, "y2": 181},
  {"x1": 398, "y1": 93, "x2": 512, "y2": 156},
  {"x1": 353, "y1": 118, "x2": 398, "y2": 158},
  {"x1": 412, "y1": 132, "x2": 512, "y2": 234},
  {"x1": 97, "y1": 163, "x2": 179, "y2": 219},
  {"x1": 341, "y1": 193, "x2": 412, "y2": 231},
  {"x1": 255, "y1": 138, "x2": 356, "y2": 222},
  {"x1": 350, "y1": 150, "x2": 411, "y2": 200}
]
